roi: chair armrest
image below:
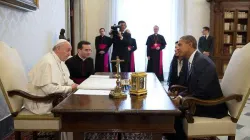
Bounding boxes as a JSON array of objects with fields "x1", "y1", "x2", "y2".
[
  {"x1": 182, "y1": 94, "x2": 242, "y2": 106},
  {"x1": 169, "y1": 85, "x2": 187, "y2": 92},
  {"x1": 8, "y1": 90, "x2": 66, "y2": 107},
  {"x1": 182, "y1": 94, "x2": 243, "y2": 123}
]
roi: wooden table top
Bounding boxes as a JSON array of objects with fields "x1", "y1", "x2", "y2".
[{"x1": 52, "y1": 72, "x2": 180, "y2": 116}]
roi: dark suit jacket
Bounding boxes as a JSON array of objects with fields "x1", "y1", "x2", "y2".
[
  {"x1": 129, "y1": 38, "x2": 137, "y2": 52},
  {"x1": 183, "y1": 51, "x2": 228, "y2": 118},
  {"x1": 111, "y1": 32, "x2": 131, "y2": 61},
  {"x1": 167, "y1": 56, "x2": 188, "y2": 89},
  {"x1": 198, "y1": 35, "x2": 214, "y2": 56}
]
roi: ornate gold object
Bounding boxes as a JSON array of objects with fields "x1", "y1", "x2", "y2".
[
  {"x1": 129, "y1": 72, "x2": 147, "y2": 96},
  {"x1": 109, "y1": 56, "x2": 127, "y2": 99}
]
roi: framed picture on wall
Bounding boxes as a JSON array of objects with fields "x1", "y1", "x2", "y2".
[{"x1": 0, "y1": 0, "x2": 39, "y2": 11}]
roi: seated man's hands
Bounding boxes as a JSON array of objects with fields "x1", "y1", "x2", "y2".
[
  {"x1": 71, "y1": 83, "x2": 78, "y2": 92},
  {"x1": 168, "y1": 91, "x2": 178, "y2": 97},
  {"x1": 172, "y1": 96, "x2": 182, "y2": 106}
]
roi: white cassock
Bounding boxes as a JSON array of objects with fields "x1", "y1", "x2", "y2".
[{"x1": 24, "y1": 51, "x2": 74, "y2": 115}]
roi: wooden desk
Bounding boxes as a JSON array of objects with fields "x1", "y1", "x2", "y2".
[{"x1": 52, "y1": 73, "x2": 180, "y2": 139}]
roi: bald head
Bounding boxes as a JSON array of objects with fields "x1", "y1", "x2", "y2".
[
  {"x1": 154, "y1": 25, "x2": 159, "y2": 34},
  {"x1": 53, "y1": 39, "x2": 72, "y2": 61}
]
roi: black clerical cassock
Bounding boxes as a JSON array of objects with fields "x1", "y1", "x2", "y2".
[
  {"x1": 65, "y1": 55, "x2": 95, "y2": 84},
  {"x1": 95, "y1": 35, "x2": 112, "y2": 72},
  {"x1": 146, "y1": 34, "x2": 166, "y2": 81}
]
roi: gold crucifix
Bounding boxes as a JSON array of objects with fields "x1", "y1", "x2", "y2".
[
  {"x1": 109, "y1": 56, "x2": 127, "y2": 99},
  {"x1": 111, "y1": 56, "x2": 124, "y2": 78}
]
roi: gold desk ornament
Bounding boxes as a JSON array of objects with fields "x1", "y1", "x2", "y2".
[
  {"x1": 129, "y1": 72, "x2": 147, "y2": 96},
  {"x1": 109, "y1": 56, "x2": 127, "y2": 99}
]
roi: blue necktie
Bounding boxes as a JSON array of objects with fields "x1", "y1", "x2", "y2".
[{"x1": 188, "y1": 62, "x2": 191, "y2": 75}]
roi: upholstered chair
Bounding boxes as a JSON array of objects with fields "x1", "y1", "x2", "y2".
[
  {"x1": 0, "y1": 41, "x2": 63, "y2": 140},
  {"x1": 169, "y1": 44, "x2": 250, "y2": 140}
]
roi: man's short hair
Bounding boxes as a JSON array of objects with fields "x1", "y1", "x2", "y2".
[
  {"x1": 118, "y1": 20, "x2": 126, "y2": 25},
  {"x1": 203, "y1": 26, "x2": 210, "y2": 32},
  {"x1": 180, "y1": 35, "x2": 197, "y2": 49},
  {"x1": 99, "y1": 28, "x2": 105, "y2": 31},
  {"x1": 154, "y1": 25, "x2": 159, "y2": 28},
  {"x1": 77, "y1": 41, "x2": 91, "y2": 50}
]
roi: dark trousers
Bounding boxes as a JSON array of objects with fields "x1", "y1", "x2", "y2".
[
  {"x1": 111, "y1": 55, "x2": 128, "y2": 72},
  {"x1": 112, "y1": 62, "x2": 128, "y2": 72}
]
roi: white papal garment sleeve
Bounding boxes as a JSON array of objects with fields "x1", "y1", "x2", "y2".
[{"x1": 41, "y1": 84, "x2": 72, "y2": 95}]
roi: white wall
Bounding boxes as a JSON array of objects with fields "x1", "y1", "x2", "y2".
[
  {"x1": 75, "y1": 0, "x2": 210, "y2": 62},
  {"x1": 185, "y1": 0, "x2": 210, "y2": 40},
  {"x1": 85, "y1": 0, "x2": 111, "y2": 60},
  {"x1": 74, "y1": 0, "x2": 112, "y2": 60},
  {"x1": 0, "y1": 0, "x2": 66, "y2": 72}
]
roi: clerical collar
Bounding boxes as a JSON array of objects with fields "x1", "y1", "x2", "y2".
[
  {"x1": 51, "y1": 51, "x2": 61, "y2": 63},
  {"x1": 154, "y1": 34, "x2": 158, "y2": 36},
  {"x1": 78, "y1": 54, "x2": 86, "y2": 61}
]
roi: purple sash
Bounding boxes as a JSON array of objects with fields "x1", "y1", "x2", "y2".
[
  {"x1": 151, "y1": 43, "x2": 163, "y2": 75},
  {"x1": 128, "y1": 46, "x2": 135, "y2": 72},
  {"x1": 99, "y1": 44, "x2": 109, "y2": 72}
]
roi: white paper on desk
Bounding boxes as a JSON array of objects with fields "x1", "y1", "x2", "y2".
[
  {"x1": 89, "y1": 75, "x2": 110, "y2": 79},
  {"x1": 74, "y1": 89, "x2": 110, "y2": 95},
  {"x1": 77, "y1": 77, "x2": 116, "y2": 90}
]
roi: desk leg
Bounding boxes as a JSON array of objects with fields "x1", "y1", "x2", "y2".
[
  {"x1": 118, "y1": 133, "x2": 122, "y2": 140},
  {"x1": 73, "y1": 132, "x2": 84, "y2": 140},
  {"x1": 152, "y1": 133, "x2": 163, "y2": 140}
]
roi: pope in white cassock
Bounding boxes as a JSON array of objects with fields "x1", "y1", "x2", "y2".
[{"x1": 24, "y1": 39, "x2": 78, "y2": 115}]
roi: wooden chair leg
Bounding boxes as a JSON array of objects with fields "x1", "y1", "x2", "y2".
[
  {"x1": 228, "y1": 136, "x2": 235, "y2": 140},
  {"x1": 15, "y1": 131, "x2": 21, "y2": 140},
  {"x1": 187, "y1": 138, "x2": 193, "y2": 140}
]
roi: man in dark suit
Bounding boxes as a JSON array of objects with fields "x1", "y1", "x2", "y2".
[
  {"x1": 168, "y1": 35, "x2": 228, "y2": 140},
  {"x1": 198, "y1": 27, "x2": 214, "y2": 58},
  {"x1": 110, "y1": 20, "x2": 131, "y2": 72},
  {"x1": 167, "y1": 41, "x2": 188, "y2": 89}
]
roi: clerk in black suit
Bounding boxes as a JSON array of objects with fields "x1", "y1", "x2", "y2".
[
  {"x1": 167, "y1": 41, "x2": 188, "y2": 89},
  {"x1": 198, "y1": 26, "x2": 214, "y2": 58},
  {"x1": 110, "y1": 20, "x2": 131, "y2": 72},
  {"x1": 168, "y1": 35, "x2": 228, "y2": 140}
]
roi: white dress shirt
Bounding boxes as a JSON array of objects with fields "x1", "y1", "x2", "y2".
[
  {"x1": 188, "y1": 50, "x2": 197, "y2": 71},
  {"x1": 177, "y1": 59, "x2": 183, "y2": 77}
]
